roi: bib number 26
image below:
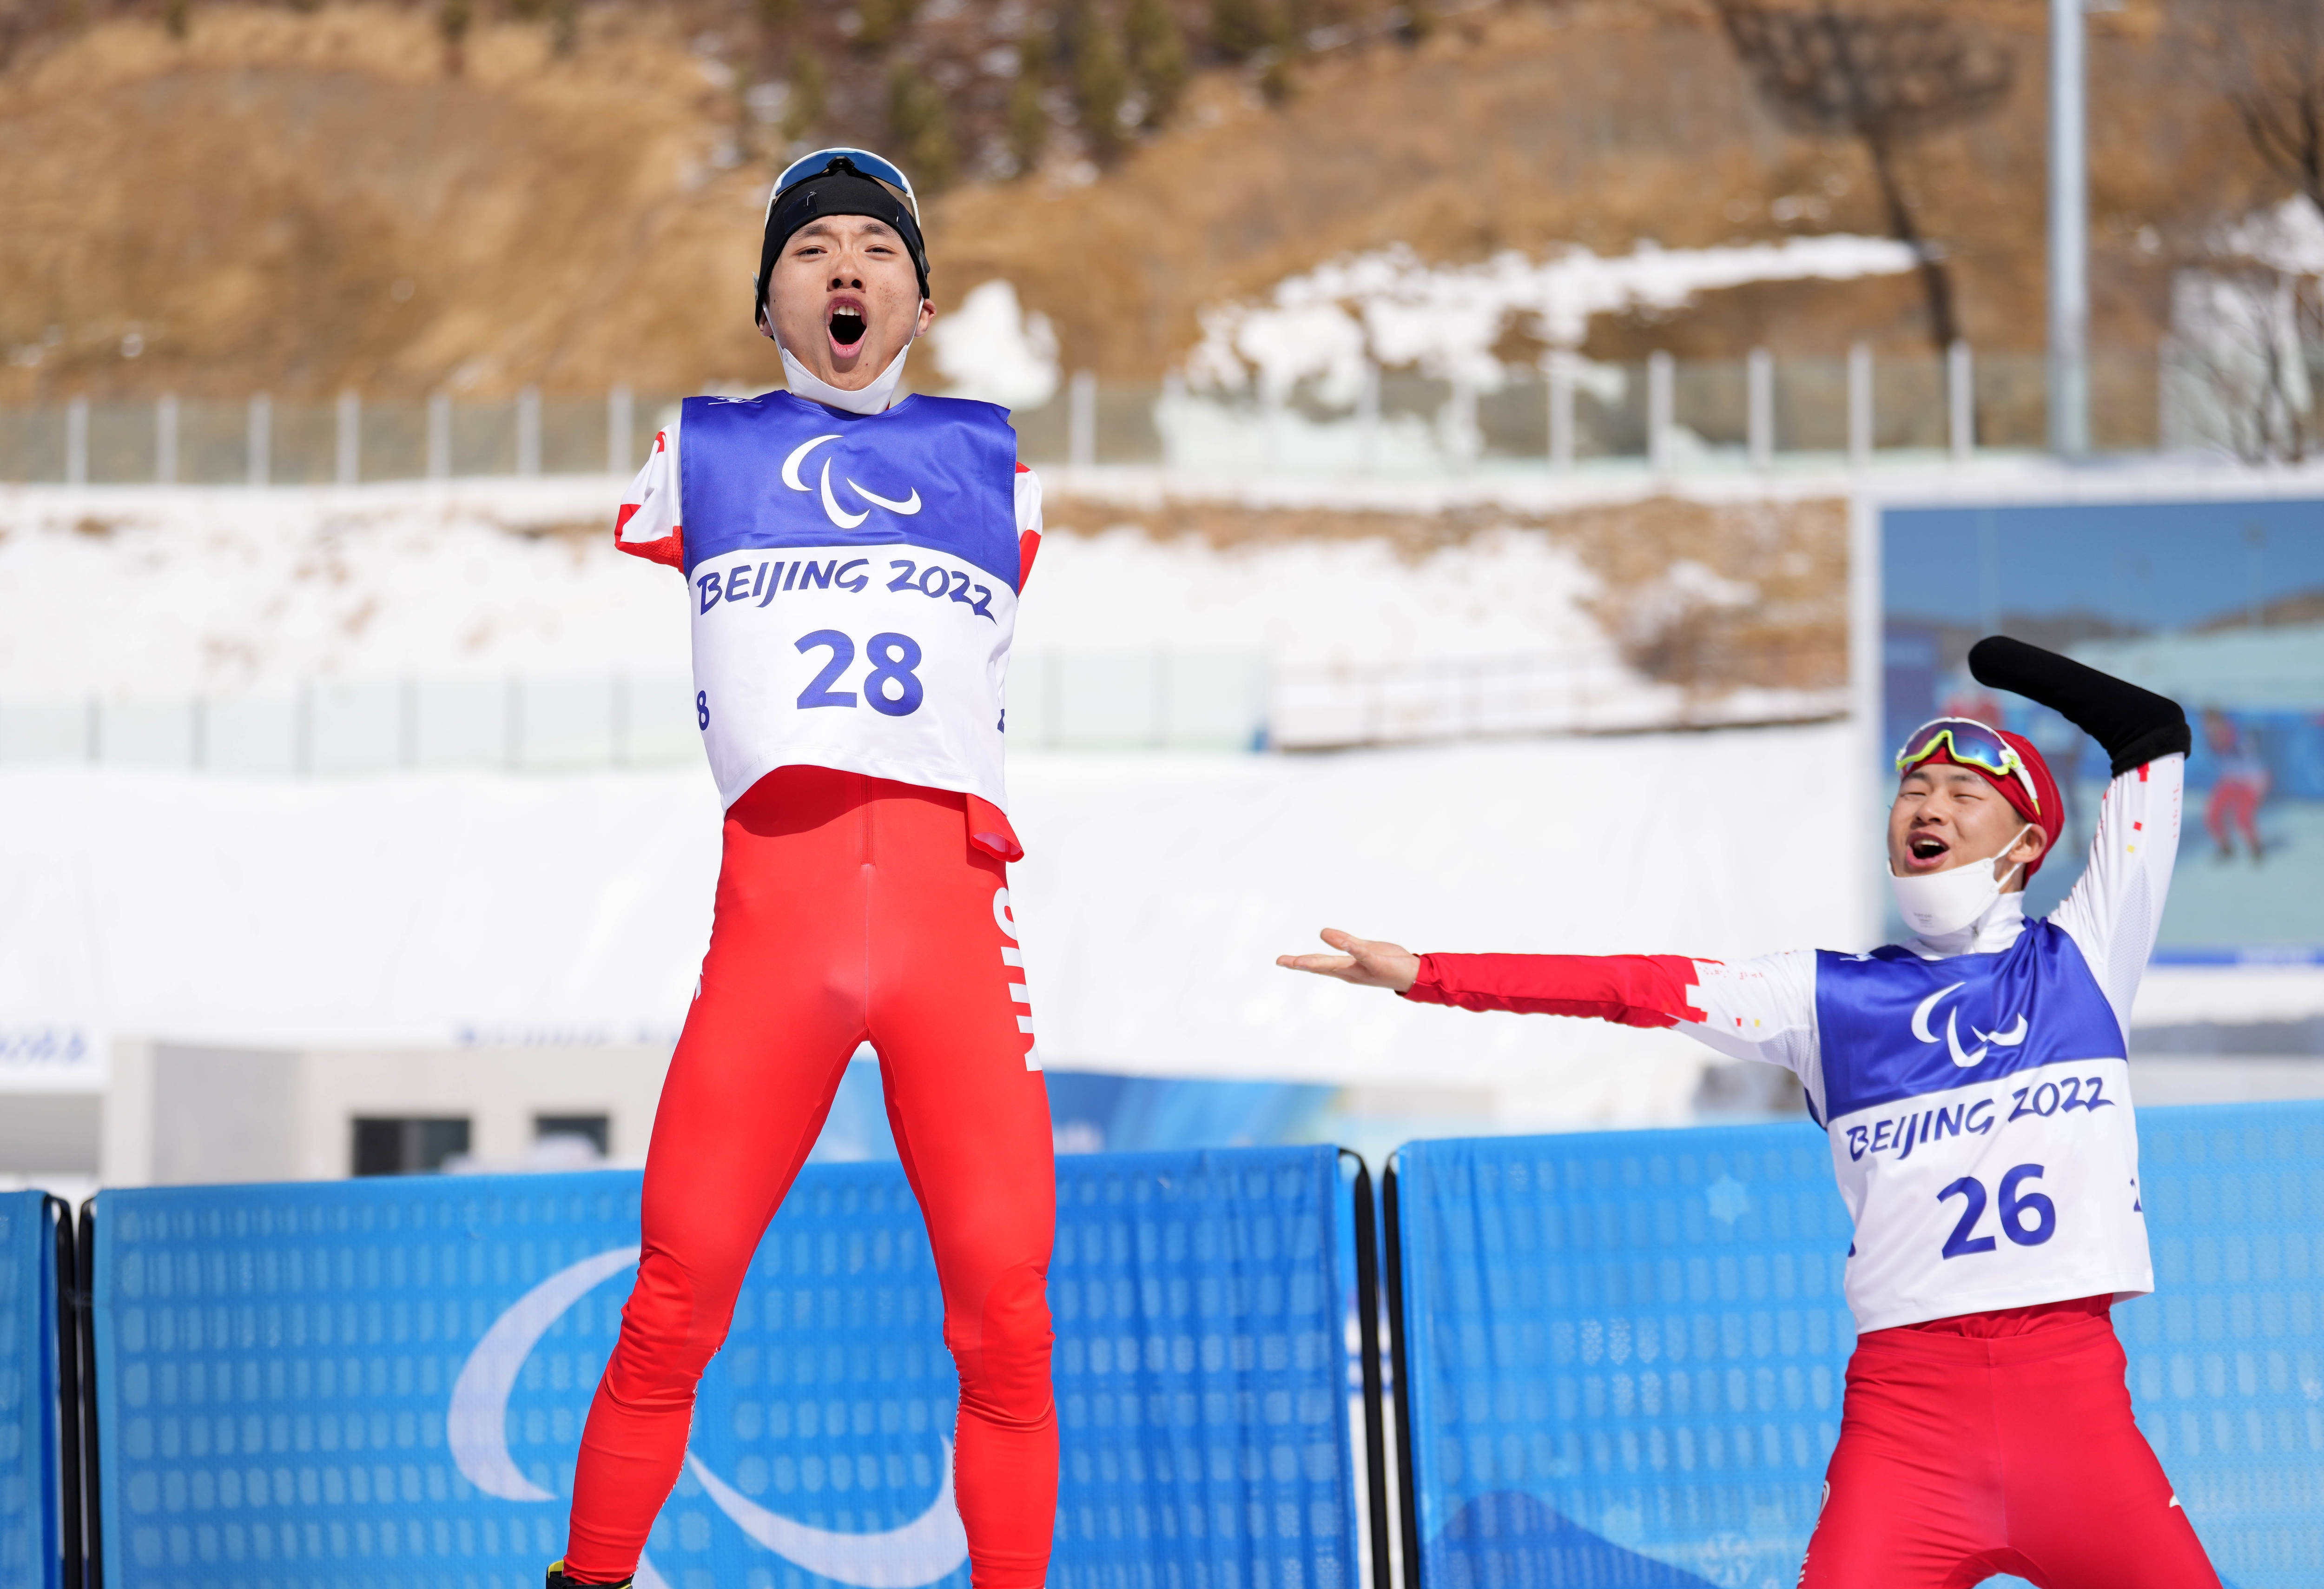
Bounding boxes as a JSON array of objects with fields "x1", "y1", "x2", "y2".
[
  {"x1": 796, "y1": 630, "x2": 925, "y2": 717},
  {"x1": 1937, "y1": 1163, "x2": 2056, "y2": 1258}
]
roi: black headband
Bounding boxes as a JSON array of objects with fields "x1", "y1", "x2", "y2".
[{"x1": 753, "y1": 168, "x2": 931, "y2": 329}]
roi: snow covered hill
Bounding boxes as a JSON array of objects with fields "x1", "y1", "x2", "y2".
[{"x1": 0, "y1": 480, "x2": 1632, "y2": 699}]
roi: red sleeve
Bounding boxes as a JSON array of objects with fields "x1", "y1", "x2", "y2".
[
  {"x1": 613, "y1": 503, "x2": 685, "y2": 570},
  {"x1": 1400, "y1": 953, "x2": 1707, "y2": 1027},
  {"x1": 966, "y1": 794, "x2": 1023, "y2": 862},
  {"x1": 1018, "y1": 528, "x2": 1041, "y2": 590}
]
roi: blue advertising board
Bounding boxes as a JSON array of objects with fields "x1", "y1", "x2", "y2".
[
  {"x1": 87, "y1": 1146, "x2": 1360, "y2": 1589},
  {"x1": 0, "y1": 1190, "x2": 61, "y2": 1589},
  {"x1": 1389, "y1": 1126, "x2": 1851, "y2": 1589},
  {"x1": 2121, "y1": 1104, "x2": 2324, "y2": 1584},
  {"x1": 1389, "y1": 1101, "x2": 2324, "y2": 1589},
  {"x1": 1880, "y1": 498, "x2": 2324, "y2": 960}
]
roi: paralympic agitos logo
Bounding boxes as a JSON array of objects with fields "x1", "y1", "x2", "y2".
[
  {"x1": 1909, "y1": 982, "x2": 2028, "y2": 1069},
  {"x1": 447, "y1": 1248, "x2": 969, "y2": 1589},
  {"x1": 783, "y1": 433, "x2": 924, "y2": 530}
]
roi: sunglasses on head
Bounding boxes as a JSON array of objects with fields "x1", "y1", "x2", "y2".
[
  {"x1": 1895, "y1": 717, "x2": 2041, "y2": 815},
  {"x1": 770, "y1": 148, "x2": 920, "y2": 222}
]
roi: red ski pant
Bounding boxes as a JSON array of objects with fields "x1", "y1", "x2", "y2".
[
  {"x1": 2206, "y1": 780, "x2": 2262, "y2": 850},
  {"x1": 1799, "y1": 1311, "x2": 2219, "y2": 1589},
  {"x1": 562, "y1": 766, "x2": 1058, "y2": 1587}
]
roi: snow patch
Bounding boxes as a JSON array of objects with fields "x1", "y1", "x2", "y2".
[
  {"x1": 2217, "y1": 196, "x2": 2324, "y2": 278},
  {"x1": 1186, "y1": 236, "x2": 1921, "y2": 399},
  {"x1": 0, "y1": 486, "x2": 688, "y2": 700},
  {"x1": 928, "y1": 279, "x2": 1060, "y2": 410},
  {"x1": 1013, "y1": 522, "x2": 1609, "y2": 666},
  {"x1": 0, "y1": 484, "x2": 1634, "y2": 700}
]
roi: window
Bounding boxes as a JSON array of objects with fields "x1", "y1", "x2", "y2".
[
  {"x1": 534, "y1": 1113, "x2": 610, "y2": 1156},
  {"x1": 351, "y1": 1116, "x2": 471, "y2": 1177}
]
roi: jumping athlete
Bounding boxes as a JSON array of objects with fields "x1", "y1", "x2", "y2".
[
  {"x1": 1281, "y1": 637, "x2": 2221, "y2": 1589},
  {"x1": 548, "y1": 150, "x2": 1056, "y2": 1589}
]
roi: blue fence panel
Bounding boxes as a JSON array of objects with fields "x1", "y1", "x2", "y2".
[
  {"x1": 1391, "y1": 1102, "x2": 2324, "y2": 1589},
  {"x1": 89, "y1": 1145, "x2": 1358, "y2": 1589},
  {"x1": 1048, "y1": 1149, "x2": 1359, "y2": 1589},
  {"x1": 1391, "y1": 1126, "x2": 1851, "y2": 1589},
  {"x1": 2120, "y1": 1103, "x2": 2324, "y2": 1586},
  {"x1": 1, "y1": 1191, "x2": 61, "y2": 1588}
]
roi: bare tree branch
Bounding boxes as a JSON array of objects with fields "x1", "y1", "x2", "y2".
[
  {"x1": 1716, "y1": 3, "x2": 2014, "y2": 353},
  {"x1": 2182, "y1": 0, "x2": 2324, "y2": 213}
]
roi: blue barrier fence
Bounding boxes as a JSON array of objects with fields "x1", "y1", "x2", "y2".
[
  {"x1": 1386, "y1": 1101, "x2": 2324, "y2": 1589},
  {"x1": 16, "y1": 1102, "x2": 2322, "y2": 1588},
  {"x1": 2, "y1": 1190, "x2": 65, "y2": 1588},
  {"x1": 84, "y1": 1146, "x2": 1367, "y2": 1589},
  {"x1": 1386, "y1": 1126, "x2": 1848, "y2": 1589},
  {"x1": 2122, "y1": 1105, "x2": 2324, "y2": 1586}
]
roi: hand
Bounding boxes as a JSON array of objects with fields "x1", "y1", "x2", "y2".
[{"x1": 1276, "y1": 929, "x2": 1421, "y2": 992}]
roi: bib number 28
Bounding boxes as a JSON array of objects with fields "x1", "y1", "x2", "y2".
[
  {"x1": 1937, "y1": 1163, "x2": 2056, "y2": 1258},
  {"x1": 796, "y1": 629, "x2": 925, "y2": 718}
]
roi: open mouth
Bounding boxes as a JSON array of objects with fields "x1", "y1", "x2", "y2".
[
  {"x1": 827, "y1": 304, "x2": 867, "y2": 350},
  {"x1": 1908, "y1": 835, "x2": 1951, "y2": 867}
]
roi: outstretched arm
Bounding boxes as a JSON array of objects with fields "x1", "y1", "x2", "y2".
[
  {"x1": 1276, "y1": 928, "x2": 1421, "y2": 990},
  {"x1": 1969, "y1": 637, "x2": 2189, "y2": 1031},
  {"x1": 1280, "y1": 930, "x2": 1822, "y2": 1079}
]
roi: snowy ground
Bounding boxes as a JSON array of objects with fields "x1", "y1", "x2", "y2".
[
  {"x1": 0, "y1": 479, "x2": 1625, "y2": 699},
  {"x1": 0, "y1": 480, "x2": 666, "y2": 699},
  {"x1": 14, "y1": 460, "x2": 2324, "y2": 707},
  {"x1": 0, "y1": 730, "x2": 1857, "y2": 1132},
  {"x1": 4, "y1": 727, "x2": 2316, "y2": 1129},
  {"x1": 0, "y1": 477, "x2": 1846, "y2": 764},
  {"x1": 1, "y1": 474, "x2": 2317, "y2": 1123}
]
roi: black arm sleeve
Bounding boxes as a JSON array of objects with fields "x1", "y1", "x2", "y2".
[{"x1": 1967, "y1": 635, "x2": 2192, "y2": 776}]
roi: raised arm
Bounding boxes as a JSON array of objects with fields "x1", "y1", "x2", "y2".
[{"x1": 1967, "y1": 637, "x2": 2190, "y2": 1029}]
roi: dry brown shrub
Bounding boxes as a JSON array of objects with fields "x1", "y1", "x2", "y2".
[{"x1": 0, "y1": 0, "x2": 2274, "y2": 400}]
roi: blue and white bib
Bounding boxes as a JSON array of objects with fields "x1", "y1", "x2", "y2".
[
  {"x1": 679, "y1": 392, "x2": 1021, "y2": 810},
  {"x1": 1815, "y1": 924, "x2": 2152, "y2": 1331}
]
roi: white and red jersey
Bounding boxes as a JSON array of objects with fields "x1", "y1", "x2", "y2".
[
  {"x1": 1406, "y1": 756, "x2": 2185, "y2": 1332},
  {"x1": 616, "y1": 392, "x2": 1043, "y2": 854}
]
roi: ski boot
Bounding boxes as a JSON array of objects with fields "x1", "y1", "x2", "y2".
[{"x1": 546, "y1": 1563, "x2": 632, "y2": 1589}]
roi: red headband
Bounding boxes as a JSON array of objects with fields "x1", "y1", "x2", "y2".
[{"x1": 1918, "y1": 730, "x2": 2063, "y2": 876}]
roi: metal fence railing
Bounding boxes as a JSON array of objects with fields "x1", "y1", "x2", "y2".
[
  {"x1": 0, "y1": 654, "x2": 1275, "y2": 775},
  {"x1": 0, "y1": 640, "x2": 1858, "y2": 775},
  {"x1": 0, "y1": 343, "x2": 2193, "y2": 486},
  {"x1": 0, "y1": 389, "x2": 680, "y2": 488},
  {"x1": 1269, "y1": 643, "x2": 1850, "y2": 748},
  {"x1": 0, "y1": 675, "x2": 704, "y2": 776}
]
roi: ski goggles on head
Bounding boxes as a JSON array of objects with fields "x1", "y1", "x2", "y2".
[
  {"x1": 1895, "y1": 717, "x2": 2042, "y2": 814},
  {"x1": 756, "y1": 147, "x2": 931, "y2": 327},
  {"x1": 769, "y1": 148, "x2": 920, "y2": 221}
]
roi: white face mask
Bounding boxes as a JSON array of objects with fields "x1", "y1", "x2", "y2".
[
  {"x1": 1889, "y1": 824, "x2": 2034, "y2": 939},
  {"x1": 778, "y1": 341, "x2": 911, "y2": 417}
]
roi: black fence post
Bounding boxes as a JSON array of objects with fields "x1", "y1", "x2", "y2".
[
  {"x1": 1339, "y1": 1150, "x2": 1392, "y2": 1589},
  {"x1": 76, "y1": 1200, "x2": 102, "y2": 1589},
  {"x1": 1381, "y1": 1155, "x2": 1420, "y2": 1589},
  {"x1": 43, "y1": 1196, "x2": 82, "y2": 1588}
]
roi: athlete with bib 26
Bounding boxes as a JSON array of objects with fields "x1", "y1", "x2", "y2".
[
  {"x1": 546, "y1": 150, "x2": 1056, "y2": 1589},
  {"x1": 1281, "y1": 637, "x2": 2222, "y2": 1588}
]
